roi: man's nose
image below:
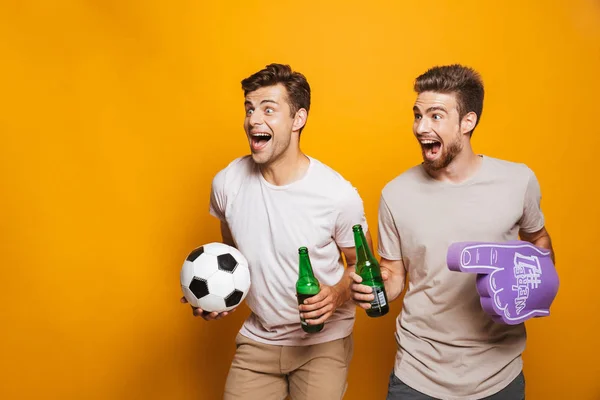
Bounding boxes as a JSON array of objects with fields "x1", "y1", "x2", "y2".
[
  {"x1": 249, "y1": 110, "x2": 263, "y2": 126},
  {"x1": 415, "y1": 118, "x2": 430, "y2": 134}
]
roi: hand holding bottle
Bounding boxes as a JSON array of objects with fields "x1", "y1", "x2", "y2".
[
  {"x1": 298, "y1": 284, "x2": 343, "y2": 327},
  {"x1": 296, "y1": 247, "x2": 325, "y2": 333},
  {"x1": 352, "y1": 224, "x2": 389, "y2": 317},
  {"x1": 349, "y1": 272, "x2": 376, "y2": 310}
]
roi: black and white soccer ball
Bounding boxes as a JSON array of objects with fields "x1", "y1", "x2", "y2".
[{"x1": 180, "y1": 242, "x2": 251, "y2": 312}]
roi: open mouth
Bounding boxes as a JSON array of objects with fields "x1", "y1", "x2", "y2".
[
  {"x1": 250, "y1": 133, "x2": 272, "y2": 152},
  {"x1": 420, "y1": 139, "x2": 442, "y2": 161}
]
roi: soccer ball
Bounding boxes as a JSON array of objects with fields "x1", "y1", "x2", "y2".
[{"x1": 180, "y1": 242, "x2": 251, "y2": 312}]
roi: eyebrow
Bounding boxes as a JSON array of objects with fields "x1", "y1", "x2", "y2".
[
  {"x1": 245, "y1": 99, "x2": 279, "y2": 106},
  {"x1": 413, "y1": 105, "x2": 447, "y2": 114}
]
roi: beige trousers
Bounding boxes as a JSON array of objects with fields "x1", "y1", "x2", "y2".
[{"x1": 223, "y1": 333, "x2": 354, "y2": 400}]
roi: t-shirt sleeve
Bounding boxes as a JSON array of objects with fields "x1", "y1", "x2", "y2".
[
  {"x1": 377, "y1": 193, "x2": 402, "y2": 260},
  {"x1": 333, "y1": 186, "x2": 368, "y2": 248},
  {"x1": 209, "y1": 169, "x2": 227, "y2": 221},
  {"x1": 518, "y1": 167, "x2": 545, "y2": 233}
]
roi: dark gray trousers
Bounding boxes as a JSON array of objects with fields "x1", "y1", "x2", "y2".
[{"x1": 386, "y1": 371, "x2": 525, "y2": 400}]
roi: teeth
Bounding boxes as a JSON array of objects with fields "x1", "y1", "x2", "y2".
[
  {"x1": 421, "y1": 140, "x2": 438, "y2": 144},
  {"x1": 252, "y1": 133, "x2": 271, "y2": 138}
]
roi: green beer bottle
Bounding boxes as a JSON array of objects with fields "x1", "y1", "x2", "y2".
[
  {"x1": 296, "y1": 247, "x2": 324, "y2": 333},
  {"x1": 353, "y1": 224, "x2": 389, "y2": 317}
]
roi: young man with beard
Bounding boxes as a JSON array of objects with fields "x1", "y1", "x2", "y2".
[
  {"x1": 351, "y1": 65, "x2": 554, "y2": 399},
  {"x1": 182, "y1": 63, "x2": 369, "y2": 400}
]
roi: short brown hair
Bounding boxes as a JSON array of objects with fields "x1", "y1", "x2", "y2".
[
  {"x1": 414, "y1": 64, "x2": 484, "y2": 135},
  {"x1": 241, "y1": 63, "x2": 311, "y2": 117}
]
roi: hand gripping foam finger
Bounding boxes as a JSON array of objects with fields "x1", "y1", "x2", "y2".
[{"x1": 447, "y1": 241, "x2": 559, "y2": 325}]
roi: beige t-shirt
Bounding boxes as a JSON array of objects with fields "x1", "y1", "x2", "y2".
[
  {"x1": 378, "y1": 156, "x2": 545, "y2": 400},
  {"x1": 210, "y1": 155, "x2": 368, "y2": 346}
]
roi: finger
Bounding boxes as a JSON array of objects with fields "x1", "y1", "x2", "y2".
[
  {"x1": 215, "y1": 311, "x2": 229, "y2": 320},
  {"x1": 302, "y1": 304, "x2": 333, "y2": 320},
  {"x1": 301, "y1": 290, "x2": 327, "y2": 305},
  {"x1": 180, "y1": 296, "x2": 188, "y2": 303},
  {"x1": 349, "y1": 271, "x2": 363, "y2": 283},
  {"x1": 202, "y1": 311, "x2": 220, "y2": 320},
  {"x1": 381, "y1": 270, "x2": 390, "y2": 281},
  {"x1": 299, "y1": 296, "x2": 331, "y2": 312},
  {"x1": 356, "y1": 302, "x2": 372, "y2": 310},
  {"x1": 447, "y1": 242, "x2": 546, "y2": 273},
  {"x1": 447, "y1": 242, "x2": 499, "y2": 272},
  {"x1": 307, "y1": 311, "x2": 332, "y2": 325},
  {"x1": 351, "y1": 283, "x2": 373, "y2": 294},
  {"x1": 352, "y1": 292, "x2": 375, "y2": 303},
  {"x1": 192, "y1": 307, "x2": 216, "y2": 321},
  {"x1": 218, "y1": 308, "x2": 236, "y2": 317}
]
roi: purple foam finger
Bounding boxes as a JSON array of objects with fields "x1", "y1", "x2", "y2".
[
  {"x1": 447, "y1": 242, "x2": 504, "y2": 274},
  {"x1": 446, "y1": 242, "x2": 468, "y2": 272},
  {"x1": 476, "y1": 273, "x2": 492, "y2": 297},
  {"x1": 447, "y1": 241, "x2": 552, "y2": 276},
  {"x1": 447, "y1": 241, "x2": 559, "y2": 325},
  {"x1": 479, "y1": 294, "x2": 495, "y2": 315}
]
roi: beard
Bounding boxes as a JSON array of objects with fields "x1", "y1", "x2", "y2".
[{"x1": 423, "y1": 131, "x2": 463, "y2": 171}]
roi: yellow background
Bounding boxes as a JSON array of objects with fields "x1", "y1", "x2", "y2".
[{"x1": 1, "y1": 1, "x2": 599, "y2": 399}]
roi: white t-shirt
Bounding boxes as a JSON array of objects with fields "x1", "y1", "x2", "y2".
[{"x1": 209, "y1": 155, "x2": 368, "y2": 346}]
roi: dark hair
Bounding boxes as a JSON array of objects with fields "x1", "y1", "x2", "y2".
[
  {"x1": 414, "y1": 64, "x2": 484, "y2": 136},
  {"x1": 241, "y1": 63, "x2": 311, "y2": 119}
]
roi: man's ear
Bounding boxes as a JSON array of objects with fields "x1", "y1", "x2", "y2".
[
  {"x1": 461, "y1": 112, "x2": 478, "y2": 134},
  {"x1": 292, "y1": 108, "x2": 308, "y2": 132}
]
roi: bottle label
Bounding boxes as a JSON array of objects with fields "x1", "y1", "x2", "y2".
[{"x1": 371, "y1": 286, "x2": 387, "y2": 308}]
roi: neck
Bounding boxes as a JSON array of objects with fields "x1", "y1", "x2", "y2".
[
  {"x1": 426, "y1": 142, "x2": 482, "y2": 184},
  {"x1": 260, "y1": 147, "x2": 310, "y2": 186}
]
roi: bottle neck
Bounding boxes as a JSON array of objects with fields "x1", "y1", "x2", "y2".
[
  {"x1": 299, "y1": 253, "x2": 316, "y2": 279},
  {"x1": 354, "y1": 229, "x2": 374, "y2": 264}
]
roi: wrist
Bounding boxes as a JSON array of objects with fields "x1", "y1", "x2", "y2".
[{"x1": 332, "y1": 282, "x2": 349, "y2": 307}]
